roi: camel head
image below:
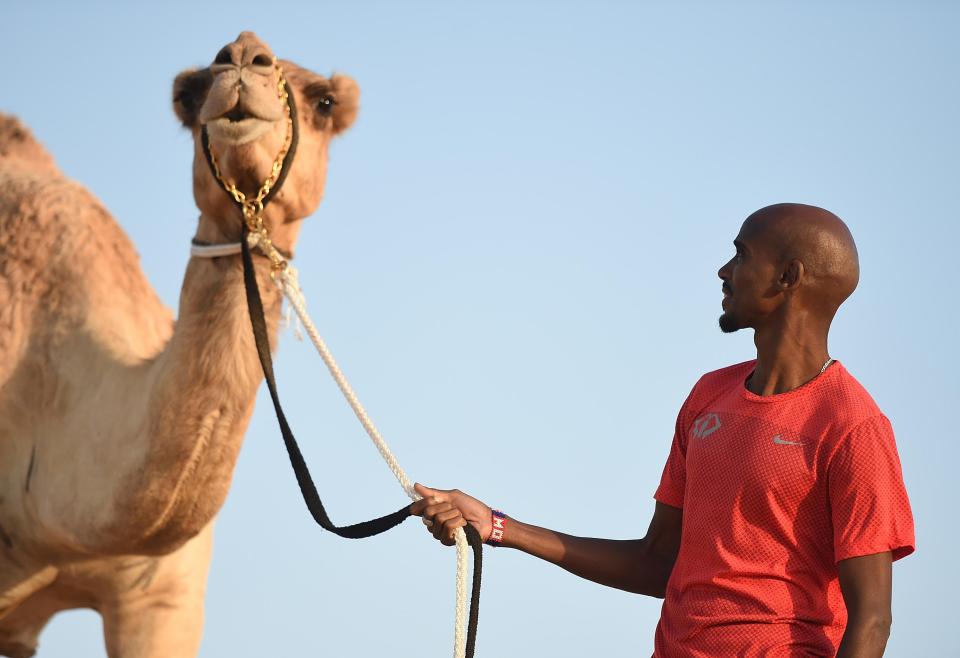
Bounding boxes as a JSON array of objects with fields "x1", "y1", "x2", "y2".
[{"x1": 172, "y1": 32, "x2": 359, "y2": 250}]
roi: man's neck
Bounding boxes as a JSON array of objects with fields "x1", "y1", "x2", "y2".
[{"x1": 749, "y1": 317, "x2": 831, "y2": 396}]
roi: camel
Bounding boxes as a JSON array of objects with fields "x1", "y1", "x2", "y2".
[{"x1": 0, "y1": 32, "x2": 360, "y2": 657}]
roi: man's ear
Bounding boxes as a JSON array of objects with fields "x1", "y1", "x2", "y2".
[
  {"x1": 172, "y1": 68, "x2": 212, "y2": 128},
  {"x1": 328, "y1": 74, "x2": 359, "y2": 135},
  {"x1": 780, "y1": 259, "x2": 805, "y2": 290}
]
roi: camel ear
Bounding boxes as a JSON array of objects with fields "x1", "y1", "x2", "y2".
[
  {"x1": 328, "y1": 74, "x2": 359, "y2": 135},
  {"x1": 172, "y1": 68, "x2": 212, "y2": 128}
]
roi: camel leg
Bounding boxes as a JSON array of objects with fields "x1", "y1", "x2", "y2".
[
  {"x1": 0, "y1": 597, "x2": 51, "y2": 658},
  {"x1": 0, "y1": 562, "x2": 60, "y2": 658},
  {"x1": 0, "y1": 577, "x2": 71, "y2": 658},
  {"x1": 0, "y1": 596, "x2": 51, "y2": 658},
  {"x1": 100, "y1": 525, "x2": 213, "y2": 658}
]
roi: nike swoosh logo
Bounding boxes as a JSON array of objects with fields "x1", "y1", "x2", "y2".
[{"x1": 772, "y1": 435, "x2": 803, "y2": 446}]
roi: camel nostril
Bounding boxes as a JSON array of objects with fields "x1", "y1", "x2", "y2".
[
  {"x1": 214, "y1": 48, "x2": 234, "y2": 65},
  {"x1": 252, "y1": 54, "x2": 272, "y2": 67}
]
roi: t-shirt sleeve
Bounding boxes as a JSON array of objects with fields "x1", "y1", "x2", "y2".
[
  {"x1": 654, "y1": 385, "x2": 697, "y2": 509},
  {"x1": 828, "y1": 414, "x2": 915, "y2": 563}
]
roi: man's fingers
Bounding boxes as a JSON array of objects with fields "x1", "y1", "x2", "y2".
[
  {"x1": 441, "y1": 517, "x2": 467, "y2": 545},
  {"x1": 434, "y1": 509, "x2": 462, "y2": 526},
  {"x1": 411, "y1": 483, "x2": 475, "y2": 548},
  {"x1": 428, "y1": 510, "x2": 459, "y2": 539},
  {"x1": 410, "y1": 491, "x2": 449, "y2": 517},
  {"x1": 430, "y1": 510, "x2": 460, "y2": 539},
  {"x1": 431, "y1": 510, "x2": 465, "y2": 542},
  {"x1": 422, "y1": 502, "x2": 455, "y2": 520},
  {"x1": 430, "y1": 520, "x2": 446, "y2": 541},
  {"x1": 414, "y1": 482, "x2": 445, "y2": 501},
  {"x1": 420, "y1": 502, "x2": 455, "y2": 528},
  {"x1": 446, "y1": 516, "x2": 467, "y2": 543}
]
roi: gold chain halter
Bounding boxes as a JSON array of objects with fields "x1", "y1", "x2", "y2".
[{"x1": 206, "y1": 58, "x2": 293, "y2": 276}]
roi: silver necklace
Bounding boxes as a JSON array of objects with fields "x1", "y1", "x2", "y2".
[{"x1": 747, "y1": 357, "x2": 834, "y2": 391}]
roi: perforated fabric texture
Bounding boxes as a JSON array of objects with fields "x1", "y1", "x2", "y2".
[{"x1": 652, "y1": 360, "x2": 914, "y2": 657}]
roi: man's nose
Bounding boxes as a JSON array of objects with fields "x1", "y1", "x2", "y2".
[{"x1": 718, "y1": 261, "x2": 730, "y2": 280}]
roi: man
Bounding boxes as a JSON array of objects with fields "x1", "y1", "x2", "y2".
[{"x1": 412, "y1": 204, "x2": 915, "y2": 657}]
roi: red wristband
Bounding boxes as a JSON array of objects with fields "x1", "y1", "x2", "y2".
[{"x1": 486, "y1": 510, "x2": 507, "y2": 546}]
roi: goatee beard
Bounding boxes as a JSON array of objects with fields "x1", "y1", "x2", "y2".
[{"x1": 718, "y1": 312, "x2": 740, "y2": 334}]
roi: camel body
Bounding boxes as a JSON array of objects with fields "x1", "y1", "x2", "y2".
[{"x1": 0, "y1": 32, "x2": 359, "y2": 657}]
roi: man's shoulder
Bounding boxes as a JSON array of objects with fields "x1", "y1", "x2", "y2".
[
  {"x1": 677, "y1": 360, "x2": 755, "y2": 412},
  {"x1": 685, "y1": 360, "x2": 886, "y2": 424},
  {"x1": 693, "y1": 360, "x2": 756, "y2": 393},
  {"x1": 823, "y1": 361, "x2": 885, "y2": 426}
]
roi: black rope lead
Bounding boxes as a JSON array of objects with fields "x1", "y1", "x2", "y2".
[
  {"x1": 200, "y1": 74, "x2": 483, "y2": 656},
  {"x1": 465, "y1": 522, "x2": 483, "y2": 658},
  {"x1": 239, "y1": 227, "x2": 412, "y2": 537},
  {"x1": 239, "y1": 227, "x2": 482, "y2": 654}
]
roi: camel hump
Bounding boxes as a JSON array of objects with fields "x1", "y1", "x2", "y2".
[{"x1": 0, "y1": 113, "x2": 58, "y2": 173}]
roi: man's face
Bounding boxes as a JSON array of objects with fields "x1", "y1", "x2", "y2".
[{"x1": 717, "y1": 222, "x2": 782, "y2": 333}]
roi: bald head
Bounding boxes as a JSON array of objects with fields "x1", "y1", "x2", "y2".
[{"x1": 742, "y1": 203, "x2": 860, "y2": 313}]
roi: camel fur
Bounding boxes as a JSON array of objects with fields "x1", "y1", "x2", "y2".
[{"x1": 0, "y1": 32, "x2": 359, "y2": 657}]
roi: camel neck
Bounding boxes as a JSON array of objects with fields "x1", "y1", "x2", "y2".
[{"x1": 109, "y1": 252, "x2": 285, "y2": 552}]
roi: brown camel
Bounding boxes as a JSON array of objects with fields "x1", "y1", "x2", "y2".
[{"x1": 0, "y1": 32, "x2": 359, "y2": 657}]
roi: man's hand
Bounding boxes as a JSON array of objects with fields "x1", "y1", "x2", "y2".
[
  {"x1": 412, "y1": 487, "x2": 681, "y2": 598},
  {"x1": 410, "y1": 483, "x2": 492, "y2": 546}
]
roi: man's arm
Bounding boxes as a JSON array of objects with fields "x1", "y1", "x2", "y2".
[
  {"x1": 410, "y1": 483, "x2": 682, "y2": 598},
  {"x1": 835, "y1": 551, "x2": 893, "y2": 658}
]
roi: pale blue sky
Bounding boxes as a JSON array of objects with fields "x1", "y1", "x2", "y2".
[{"x1": 6, "y1": 1, "x2": 958, "y2": 656}]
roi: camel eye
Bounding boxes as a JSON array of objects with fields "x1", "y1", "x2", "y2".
[{"x1": 317, "y1": 96, "x2": 335, "y2": 116}]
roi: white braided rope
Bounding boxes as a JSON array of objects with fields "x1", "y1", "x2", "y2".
[
  {"x1": 191, "y1": 238, "x2": 471, "y2": 658},
  {"x1": 276, "y1": 265, "x2": 472, "y2": 658}
]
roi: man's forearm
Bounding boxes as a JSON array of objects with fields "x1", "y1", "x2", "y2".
[
  {"x1": 502, "y1": 518, "x2": 674, "y2": 597},
  {"x1": 411, "y1": 486, "x2": 681, "y2": 597},
  {"x1": 835, "y1": 552, "x2": 894, "y2": 658},
  {"x1": 835, "y1": 614, "x2": 891, "y2": 658}
]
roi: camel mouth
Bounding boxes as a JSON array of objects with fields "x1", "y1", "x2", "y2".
[
  {"x1": 223, "y1": 107, "x2": 251, "y2": 123},
  {"x1": 204, "y1": 114, "x2": 275, "y2": 146}
]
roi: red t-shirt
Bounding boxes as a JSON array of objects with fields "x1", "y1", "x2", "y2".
[{"x1": 653, "y1": 360, "x2": 914, "y2": 657}]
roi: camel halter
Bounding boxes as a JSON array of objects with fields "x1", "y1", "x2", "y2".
[{"x1": 194, "y1": 61, "x2": 482, "y2": 658}]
